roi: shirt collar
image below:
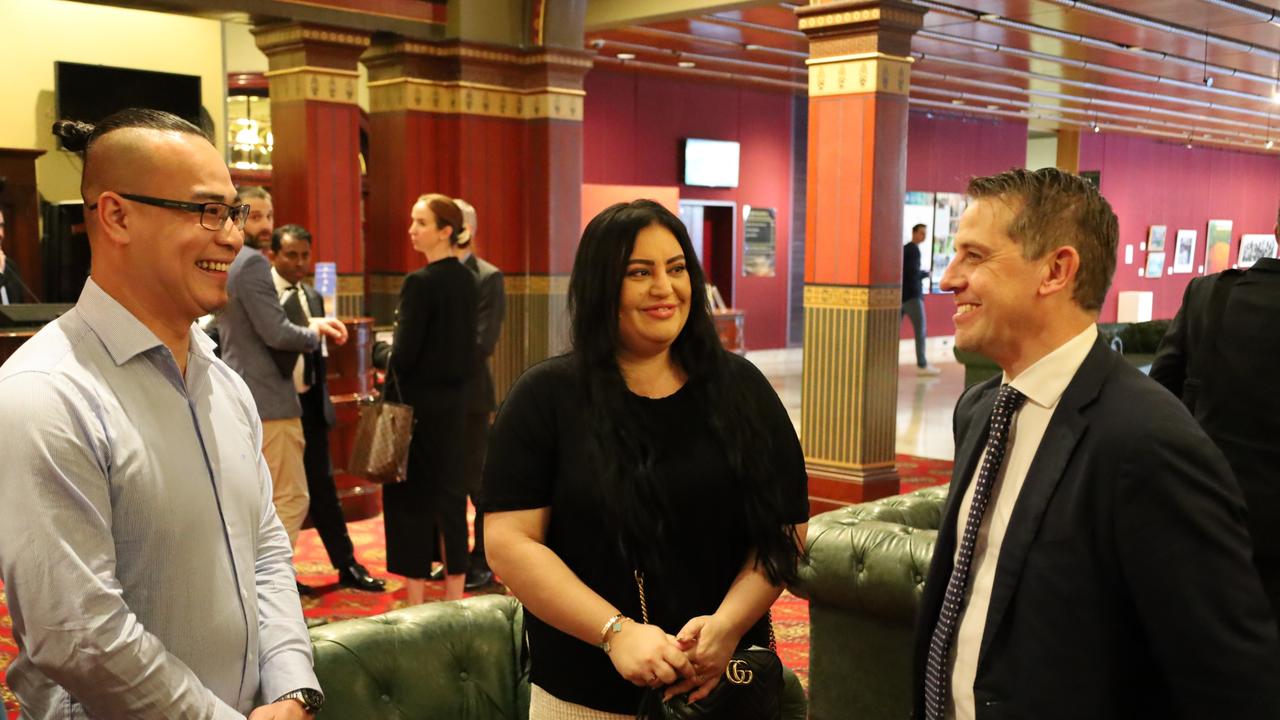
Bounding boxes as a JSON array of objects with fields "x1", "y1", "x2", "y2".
[
  {"x1": 77, "y1": 277, "x2": 217, "y2": 366},
  {"x1": 1002, "y1": 324, "x2": 1098, "y2": 410},
  {"x1": 271, "y1": 266, "x2": 294, "y2": 294}
]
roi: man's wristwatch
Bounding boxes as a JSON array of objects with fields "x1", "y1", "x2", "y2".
[{"x1": 275, "y1": 687, "x2": 324, "y2": 714}]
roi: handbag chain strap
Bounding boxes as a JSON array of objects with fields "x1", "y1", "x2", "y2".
[{"x1": 633, "y1": 570, "x2": 777, "y2": 653}]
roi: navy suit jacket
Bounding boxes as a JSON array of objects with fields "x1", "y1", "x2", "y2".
[{"x1": 912, "y1": 336, "x2": 1280, "y2": 719}]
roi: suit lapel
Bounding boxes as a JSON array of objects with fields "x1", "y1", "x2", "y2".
[{"x1": 976, "y1": 338, "x2": 1113, "y2": 665}]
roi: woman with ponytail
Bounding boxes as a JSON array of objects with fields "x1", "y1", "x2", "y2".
[{"x1": 483, "y1": 200, "x2": 808, "y2": 719}]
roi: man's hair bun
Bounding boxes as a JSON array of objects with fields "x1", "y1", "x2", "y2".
[{"x1": 52, "y1": 120, "x2": 95, "y2": 152}]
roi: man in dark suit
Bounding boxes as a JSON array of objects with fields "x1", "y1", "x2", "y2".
[
  {"x1": 269, "y1": 224, "x2": 384, "y2": 592},
  {"x1": 913, "y1": 168, "x2": 1279, "y2": 720},
  {"x1": 902, "y1": 222, "x2": 938, "y2": 375},
  {"x1": 453, "y1": 199, "x2": 505, "y2": 590},
  {"x1": 1150, "y1": 209, "x2": 1280, "y2": 616},
  {"x1": 0, "y1": 208, "x2": 25, "y2": 305}
]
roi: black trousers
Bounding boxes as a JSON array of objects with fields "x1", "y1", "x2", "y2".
[
  {"x1": 301, "y1": 388, "x2": 355, "y2": 569},
  {"x1": 462, "y1": 411, "x2": 491, "y2": 569}
]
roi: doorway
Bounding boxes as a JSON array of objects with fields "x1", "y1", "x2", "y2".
[{"x1": 678, "y1": 200, "x2": 736, "y2": 307}]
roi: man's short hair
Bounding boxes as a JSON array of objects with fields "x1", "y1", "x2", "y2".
[
  {"x1": 967, "y1": 167, "x2": 1118, "y2": 311},
  {"x1": 912, "y1": 223, "x2": 926, "y2": 234},
  {"x1": 272, "y1": 224, "x2": 311, "y2": 253},
  {"x1": 454, "y1": 198, "x2": 477, "y2": 247},
  {"x1": 237, "y1": 186, "x2": 272, "y2": 206},
  {"x1": 52, "y1": 108, "x2": 209, "y2": 199}
]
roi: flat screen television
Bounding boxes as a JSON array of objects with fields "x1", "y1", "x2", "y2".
[
  {"x1": 55, "y1": 62, "x2": 203, "y2": 145},
  {"x1": 683, "y1": 138, "x2": 740, "y2": 188}
]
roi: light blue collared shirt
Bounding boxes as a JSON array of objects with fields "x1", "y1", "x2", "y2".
[{"x1": 0, "y1": 279, "x2": 317, "y2": 719}]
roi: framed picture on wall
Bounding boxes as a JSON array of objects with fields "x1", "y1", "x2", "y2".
[
  {"x1": 1144, "y1": 252, "x2": 1165, "y2": 278},
  {"x1": 1204, "y1": 219, "x2": 1234, "y2": 274},
  {"x1": 1238, "y1": 234, "x2": 1279, "y2": 268},
  {"x1": 1147, "y1": 225, "x2": 1167, "y2": 252},
  {"x1": 1172, "y1": 229, "x2": 1197, "y2": 274}
]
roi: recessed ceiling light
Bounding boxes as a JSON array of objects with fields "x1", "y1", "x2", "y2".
[
  {"x1": 1092, "y1": 123, "x2": 1101, "y2": 133},
  {"x1": 986, "y1": 104, "x2": 999, "y2": 109},
  {"x1": 1127, "y1": 45, "x2": 1143, "y2": 52},
  {"x1": 952, "y1": 99, "x2": 965, "y2": 105},
  {"x1": 744, "y1": 43, "x2": 762, "y2": 51},
  {"x1": 616, "y1": 52, "x2": 636, "y2": 61},
  {"x1": 979, "y1": 13, "x2": 1000, "y2": 20},
  {"x1": 678, "y1": 61, "x2": 696, "y2": 68},
  {"x1": 1266, "y1": 139, "x2": 1275, "y2": 149}
]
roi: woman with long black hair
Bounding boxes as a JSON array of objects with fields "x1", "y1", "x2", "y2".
[{"x1": 483, "y1": 200, "x2": 808, "y2": 719}]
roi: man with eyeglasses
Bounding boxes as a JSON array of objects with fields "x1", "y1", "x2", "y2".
[
  {"x1": 219, "y1": 186, "x2": 348, "y2": 582},
  {"x1": 0, "y1": 108, "x2": 325, "y2": 718}
]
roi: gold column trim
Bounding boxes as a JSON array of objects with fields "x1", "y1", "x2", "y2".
[
  {"x1": 798, "y1": 8, "x2": 881, "y2": 29},
  {"x1": 337, "y1": 274, "x2": 364, "y2": 294},
  {"x1": 368, "y1": 80, "x2": 584, "y2": 120},
  {"x1": 265, "y1": 66, "x2": 361, "y2": 78},
  {"x1": 806, "y1": 52, "x2": 913, "y2": 66},
  {"x1": 267, "y1": 70, "x2": 360, "y2": 105},
  {"x1": 808, "y1": 57, "x2": 911, "y2": 97},
  {"x1": 506, "y1": 274, "x2": 571, "y2": 294},
  {"x1": 368, "y1": 273, "x2": 404, "y2": 295},
  {"x1": 385, "y1": 42, "x2": 594, "y2": 69},
  {"x1": 255, "y1": 26, "x2": 372, "y2": 50},
  {"x1": 804, "y1": 285, "x2": 900, "y2": 309}
]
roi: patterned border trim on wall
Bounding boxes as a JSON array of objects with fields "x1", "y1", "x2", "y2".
[
  {"x1": 807, "y1": 57, "x2": 911, "y2": 98},
  {"x1": 266, "y1": 67, "x2": 362, "y2": 105},
  {"x1": 368, "y1": 79, "x2": 585, "y2": 120}
]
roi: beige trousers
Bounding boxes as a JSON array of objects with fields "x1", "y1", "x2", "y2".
[
  {"x1": 262, "y1": 417, "x2": 309, "y2": 548},
  {"x1": 528, "y1": 685, "x2": 632, "y2": 720}
]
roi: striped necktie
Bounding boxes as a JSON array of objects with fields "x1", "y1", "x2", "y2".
[{"x1": 923, "y1": 383, "x2": 1027, "y2": 720}]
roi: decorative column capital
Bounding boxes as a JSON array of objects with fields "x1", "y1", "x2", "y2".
[
  {"x1": 361, "y1": 36, "x2": 592, "y2": 121},
  {"x1": 253, "y1": 22, "x2": 372, "y2": 71},
  {"x1": 796, "y1": 0, "x2": 925, "y2": 59}
]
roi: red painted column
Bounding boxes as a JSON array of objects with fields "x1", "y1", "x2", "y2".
[
  {"x1": 254, "y1": 23, "x2": 370, "y2": 306},
  {"x1": 797, "y1": 1, "x2": 925, "y2": 510},
  {"x1": 362, "y1": 39, "x2": 590, "y2": 398}
]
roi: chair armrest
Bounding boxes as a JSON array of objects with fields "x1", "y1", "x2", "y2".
[{"x1": 794, "y1": 520, "x2": 937, "y2": 622}]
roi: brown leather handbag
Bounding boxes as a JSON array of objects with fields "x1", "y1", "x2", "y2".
[{"x1": 347, "y1": 364, "x2": 414, "y2": 484}]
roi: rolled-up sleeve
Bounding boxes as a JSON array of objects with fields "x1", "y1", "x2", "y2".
[{"x1": 0, "y1": 372, "x2": 243, "y2": 720}]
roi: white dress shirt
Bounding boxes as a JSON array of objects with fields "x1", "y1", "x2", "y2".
[
  {"x1": 271, "y1": 267, "x2": 320, "y2": 394},
  {"x1": 948, "y1": 324, "x2": 1098, "y2": 720}
]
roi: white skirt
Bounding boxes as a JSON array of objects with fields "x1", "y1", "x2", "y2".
[{"x1": 528, "y1": 684, "x2": 634, "y2": 720}]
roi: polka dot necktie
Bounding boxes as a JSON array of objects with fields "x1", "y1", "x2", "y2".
[{"x1": 923, "y1": 384, "x2": 1027, "y2": 720}]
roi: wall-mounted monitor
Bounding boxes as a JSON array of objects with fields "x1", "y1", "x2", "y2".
[
  {"x1": 683, "y1": 138, "x2": 740, "y2": 188},
  {"x1": 55, "y1": 62, "x2": 203, "y2": 147}
]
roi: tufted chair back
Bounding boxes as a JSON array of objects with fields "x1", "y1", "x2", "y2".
[
  {"x1": 309, "y1": 594, "x2": 530, "y2": 719},
  {"x1": 791, "y1": 485, "x2": 949, "y2": 720}
]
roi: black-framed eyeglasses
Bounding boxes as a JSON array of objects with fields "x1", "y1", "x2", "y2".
[{"x1": 88, "y1": 193, "x2": 250, "y2": 232}]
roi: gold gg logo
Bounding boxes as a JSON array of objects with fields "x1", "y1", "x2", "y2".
[{"x1": 725, "y1": 660, "x2": 754, "y2": 685}]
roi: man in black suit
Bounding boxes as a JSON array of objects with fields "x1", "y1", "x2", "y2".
[
  {"x1": 1150, "y1": 209, "x2": 1280, "y2": 616},
  {"x1": 453, "y1": 198, "x2": 505, "y2": 590},
  {"x1": 269, "y1": 224, "x2": 384, "y2": 592},
  {"x1": 0, "y1": 208, "x2": 25, "y2": 305},
  {"x1": 913, "y1": 168, "x2": 1279, "y2": 720},
  {"x1": 902, "y1": 222, "x2": 939, "y2": 375}
]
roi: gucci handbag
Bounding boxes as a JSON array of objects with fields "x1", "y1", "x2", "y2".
[
  {"x1": 347, "y1": 364, "x2": 414, "y2": 484},
  {"x1": 634, "y1": 571, "x2": 783, "y2": 720}
]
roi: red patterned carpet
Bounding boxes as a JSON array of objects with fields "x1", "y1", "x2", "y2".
[{"x1": 1, "y1": 454, "x2": 952, "y2": 717}]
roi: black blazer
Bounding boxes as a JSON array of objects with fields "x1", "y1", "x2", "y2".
[
  {"x1": 912, "y1": 336, "x2": 1280, "y2": 720},
  {"x1": 1150, "y1": 258, "x2": 1280, "y2": 562},
  {"x1": 381, "y1": 257, "x2": 478, "y2": 411},
  {"x1": 462, "y1": 253, "x2": 505, "y2": 414}
]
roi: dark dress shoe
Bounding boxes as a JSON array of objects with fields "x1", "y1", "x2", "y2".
[
  {"x1": 338, "y1": 563, "x2": 386, "y2": 592},
  {"x1": 296, "y1": 581, "x2": 316, "y2": 596},
  {"x1": 429, "y1": 564, "x2": 445, "y2": 581},
  {"x1": 464, "y1": 567, "x2": 495, "y2": 591}
]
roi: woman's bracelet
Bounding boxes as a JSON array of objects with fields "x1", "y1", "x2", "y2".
[{"x1": 597, "y1": 613, "x2": 631, "y2": 653}]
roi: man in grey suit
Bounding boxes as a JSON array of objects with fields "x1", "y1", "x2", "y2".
[
  {"x1": 454, "y1": 198, "x2": 505, "y2": 590},
  {"x1": 220, "y1": 186, "x2": 347, "y2": 563}
]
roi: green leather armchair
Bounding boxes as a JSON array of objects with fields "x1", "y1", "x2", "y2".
[
  {"x1": 309, "y1": 594, "x2": 809, "y2": 719},
  {"x1": 791, "y1": 486, "x2": 949, "y2": 720}
]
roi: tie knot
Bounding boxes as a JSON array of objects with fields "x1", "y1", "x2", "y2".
[{"x1": 992, "y1": 384, "x2": 1027, "y2": 419}]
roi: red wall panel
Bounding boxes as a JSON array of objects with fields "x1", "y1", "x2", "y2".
[
  {"x1": 1080, "y1": 133, "x2": 1280, "y2": 322},
  {"x1": 902, "y1": 110, "x2": 1028, "y2": 339},
  {"x1": 584, "y1": 68, "x2": 796, "y2": 350}
]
